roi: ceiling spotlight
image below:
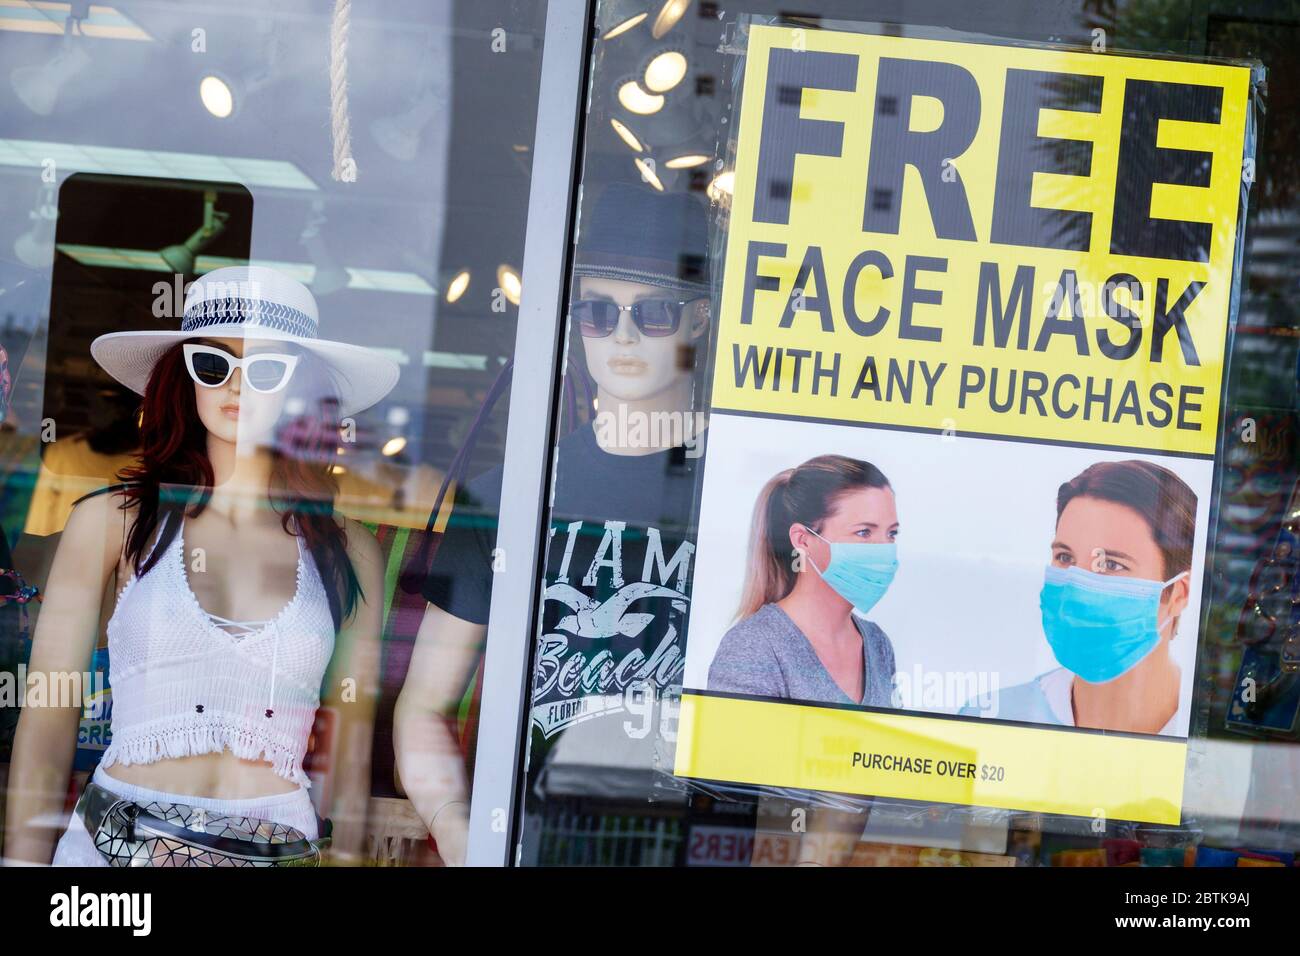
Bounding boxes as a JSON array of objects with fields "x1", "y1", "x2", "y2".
[
  {"x1": 707, "y1": 169, "x2": 734, "y2": 204},
  {"x1": 199, "y1": 74, "x2": 234, "y2": 118},
  {"x1": 634, "y1": 157, "x2": 665, "y2": 191},
  {"x1": 597, "y1": 0, "x2": 648, "y2": 39},
  {"x1": 617, "y1": 79, "x2": 664, "y2": 115},
  {"x1": 651, "y1": 0, "x2": 691, "y2": 38},
  {"x1": 643, "y1": 49, "x2": 687, "y2": 93},
  {"x1": 11, "y1": 19, "x2": 91, "y2": 116},
  {"x1": 13, "y1": 183, "x2": 59, "y2": 269},
  {"x1": 196, "y1": 26, "x2": 279, "y2": 121},
  {"x1": 610, "y1": 56, "x2": 713, "y2": 158},
  {"x1": 159, "y1": 189, "x2": 229, "y2": 276},
  {"x1": 444, "y1": 268, "x2": 471, "y2": 304},
  {"x1": 609, "y1": 117, "x2": 644, "y2": 152},
  {"x1": 665, "y1": 153, "x2": 709, "y2": 169},
  {"x1": 381, "y1": 436, "x2": 407, "y2": 457},
  {"x1": 496, "y1": 264, "x2": 521, "y2": 306}
]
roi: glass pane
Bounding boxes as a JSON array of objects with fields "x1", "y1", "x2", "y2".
[
  {"x1": 0, "y1": 0, "x2": 547, "y2": 867},
  {"x1": 512, "y1": 0, "x2": 1299, "y2": 868}
]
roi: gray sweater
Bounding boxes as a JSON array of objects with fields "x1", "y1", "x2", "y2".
[{"x1": 707, "y1": 603, "x2": 896, "y2": 707}]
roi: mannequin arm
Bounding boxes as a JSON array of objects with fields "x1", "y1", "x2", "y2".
[
  {"x1": 4, "y1": 493, "x2": 119, "y2": 864},
  {"x1": 318, "y1": 518, "x2": 383, "y2": 863},
  {"x1": 393, "y1": 603, "x2": 484, "y2": 866}
]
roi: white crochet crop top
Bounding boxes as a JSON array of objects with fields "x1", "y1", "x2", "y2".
[{"x1": 100, "y1": 513, "x2": 336, "y2": 788}]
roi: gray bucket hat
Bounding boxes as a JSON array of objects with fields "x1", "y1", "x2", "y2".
[{"x1": 573, "y1": 181, "x2": 710, "y2": 297}]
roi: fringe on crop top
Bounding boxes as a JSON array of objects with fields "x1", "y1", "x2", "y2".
[{"x1": 99, "y1": 512, "x2": 336, "y2": 788}]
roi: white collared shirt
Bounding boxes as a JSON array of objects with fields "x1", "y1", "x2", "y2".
[{"x1": 1037, "y1": 666, "x2": 1188, "y2": 737}]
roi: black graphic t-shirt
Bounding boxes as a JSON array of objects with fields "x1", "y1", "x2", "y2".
[{"x1": 423, "y1": 422, "x2": 705, "y2": 742}]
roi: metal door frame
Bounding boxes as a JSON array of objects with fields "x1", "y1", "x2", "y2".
[{"x1": 464, "y1": 0, "x2": 593, "y2": 867}]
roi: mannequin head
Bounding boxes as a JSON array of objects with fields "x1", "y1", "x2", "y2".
[
  {"x1": 87, "y1": 264, "x2": 397, "y2": 629},
  {"x1": 142, "y1": 336, "x2": 343, "y2": 470},
  {"x1": 571, "y1": 182, "x2": 711, "y2": 410},
  {"x1": 116, "y1": 335, "x2": 354, "y2": 623},
  {"x1": 181, "y1": 335, "x2": 343, "y2": 466},
  {"x1": 190, "y1": 336, "x2": 292, "y2": 449},
  {"x1": 575, "y1": 276, "x2": 709, "y2": 405}
]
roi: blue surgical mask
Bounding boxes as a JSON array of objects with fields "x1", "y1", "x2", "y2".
[
  {"x1": 804, "y1": 525, "x2": 898, "y2": 615},
  {"x1": 1040, "y1": 565, "x2": 1189, "y2": 684}
]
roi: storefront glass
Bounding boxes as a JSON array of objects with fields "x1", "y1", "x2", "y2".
[
  {"x1": 508, "y1": 0, "x2": 1300, "y2": 867},
  {"x1": 0, "y1": 0, "x2": 548, "y2": 866},
  {"x1": 1, "y1": 0, "x2": 1297, "y2": 872}
]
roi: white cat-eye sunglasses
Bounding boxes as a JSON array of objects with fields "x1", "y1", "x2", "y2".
[{"x1": 182, "y1": 343, "x2": 299, "y2": 394}]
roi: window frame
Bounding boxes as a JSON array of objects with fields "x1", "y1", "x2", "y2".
[{"x1": 463, "y1": 0, "x2": 595, "y2": 867}]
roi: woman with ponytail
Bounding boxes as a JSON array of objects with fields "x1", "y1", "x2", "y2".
[{"x1": 708, "y1": 454, "x2": 899, "y2": 706}]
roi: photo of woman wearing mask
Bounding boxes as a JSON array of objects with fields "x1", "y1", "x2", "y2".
[
  {"x1": 963, "y1": 459, "x2": 1196, "y2": 736},
  {"x1": 707, "y1": 455, "x2": 898, "y2": 707}
]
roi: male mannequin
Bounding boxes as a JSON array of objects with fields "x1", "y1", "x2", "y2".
[{"x1": 394, "y1": 184, "x2": 711, "y2": 864}]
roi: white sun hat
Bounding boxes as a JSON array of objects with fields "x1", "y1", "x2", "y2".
[{"x1": 90, "y1": 265, "x2": 400, "y2": 417}]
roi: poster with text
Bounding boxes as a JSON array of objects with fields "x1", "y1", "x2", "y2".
[{"x1": 675, "y1": 21, "x2": 1258, "y2": 825}]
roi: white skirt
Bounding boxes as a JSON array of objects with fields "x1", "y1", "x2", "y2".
[{"x1": 52, "y1": 763, "x2": 319, "y2": 866}]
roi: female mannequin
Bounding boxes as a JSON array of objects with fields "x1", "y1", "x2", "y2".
[{"x1": 4, "y1": 266, "x2": 397, "y2": 865}]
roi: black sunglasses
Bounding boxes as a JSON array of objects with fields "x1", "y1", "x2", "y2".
[{"x1": 571, "y1": 298, "x2": 695, "y2": 338}]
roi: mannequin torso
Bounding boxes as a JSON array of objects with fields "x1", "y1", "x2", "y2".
[{"x1": 101, "y1": 489, "x2": 311, "y2": 797}]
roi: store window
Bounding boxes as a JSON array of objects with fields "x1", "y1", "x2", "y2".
[
  {"x1": 0, "y1": 0, "x2": 548, "y2": 866},
  {"x1": 1, "y1": 0, "x2": 1297, "y2": 876},
  {"x1": 507, "y1": 0, "x2": 1300, "y2": 868}
]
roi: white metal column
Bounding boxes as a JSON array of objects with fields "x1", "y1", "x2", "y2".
[{"x1": 464, "y1": 0, "x2": 592, "y2": 867}]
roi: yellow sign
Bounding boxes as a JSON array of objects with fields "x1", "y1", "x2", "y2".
[
  {"x1": 678, "y1": 24, "x2": 1257, "y2": 824},
  {"x1": 712, "y1": 25, "x2": 1254, "y2": 457},
  {"x1": 675, "y1": 692, "x2": 1187, "y2": 824}
]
